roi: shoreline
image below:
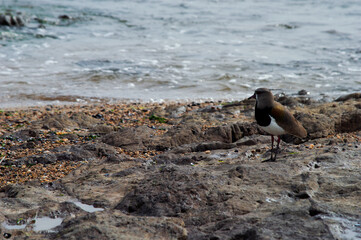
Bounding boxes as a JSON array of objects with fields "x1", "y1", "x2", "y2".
[{"x1": 2, "y1": 89, "x2": 358, "y2": 111}]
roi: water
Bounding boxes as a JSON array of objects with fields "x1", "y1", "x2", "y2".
[
  {"x1": 32, "y1": 216, "x2": 63, "y2": 232},
  {"x1": 71, "y1": 200, "x2": 104, "y2": 213},
  {"x1": 2, "y1": 216, "x2": 63, "y2": 232},
  {"x1": 321, "y1": 215, "x2": 361, "y2": 240},
  {"x1": 1, "y1": 0, "x2": 361, "y2": 107},
  {"x1": 2, "y1": 221, "x2": 27, "y2": 230}
]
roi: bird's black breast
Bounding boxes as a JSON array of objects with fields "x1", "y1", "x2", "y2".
[{"x1": 255, "y1": 104, "x2": 272, "y2": 127}]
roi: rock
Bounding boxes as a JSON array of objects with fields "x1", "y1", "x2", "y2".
[
  {"x1": 298, "y1": 89, "x2": 309, "y2": 95},
  {"x1": 7, "y1": 153, "x2": 58, "y2": 166},
  {"x1": 335, "y1": 110, "x2": 361, "y2": 132},
  {"x1": 102, "y1": 126, "x2": 153, "y2": 151},
  {"x1": 89, "y1": 124, "x2": 114, "y2": 134},
  {"x1": 296, "y1": 112, "x2": 335, "y2": 139},
  {"x1": 41, "y1": 113, "x2": 76, "y2": 129},
  {"x1": 165, "y1": 105, "x2": 187, "y2": 118},
  {"x1": 236, "y1": 138, "x2": 258, "y2": 146},
  {"x1": 191, "y1": 142, "x2": 236, "y2": 152},
  {"x1": 2, "y1": 143, "x2": 117, "y2": 166},
  {"x1": 277, "y1": 96, "x2": 300, "y2": 107},
  {"x1": 335, "y1": 92, "x2": 361, "y2": 101},
  {"x1": 1, "y1": 98, "x2": 361, "y2": 240},
  {"x1": 115, "y1": 164, "x2": 210, "y2": 217},
  {"x1": 54, "y1": 211, "x2": 187, "y2": 240},
  {"x1": 204, "y1": 122, "x2": 258, "y2": 143},
  {"x1": 148, "y1": 106, "x2": 167, "y2": 118},
  {"x1": 104, "y1": 154, "x2": 130, "y2": 163},
  {"x1": 41, "y1": 112, "x2": 100, "y2": 130},
  {"x1": 0, "y1": 13, "x2": 25, "y2": 26},
  {"x1": 70, "y1": 112, "x2": 101, "y2": 128},
  {"x1": 315, "y1": 153, "x2": 337, "y2": 163},
  {"x1": 58, "y1": 15, "x2": 71, "y2": 20},
  {"x1": 3, "y1": 129, "x2": 40, "y2": 142},
  {"x1": 162, "y1": 124, "x2": 202, "y2": 147}
]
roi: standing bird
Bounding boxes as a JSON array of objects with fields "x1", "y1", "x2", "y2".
[{"x1": 249, "y1": 88, "x2": 307, "y2": 162}]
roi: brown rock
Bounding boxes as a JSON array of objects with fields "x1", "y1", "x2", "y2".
[
  {"x1": 335, "y1": 110, "x2": 361, "y2": 132},
  {"x1": 335, "y1": 92, "x2": 361, "y2": 101}
]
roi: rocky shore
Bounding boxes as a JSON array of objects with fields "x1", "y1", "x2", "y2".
[{"x1": 0, "y1": 93, "x2": 360, "y2": 239}]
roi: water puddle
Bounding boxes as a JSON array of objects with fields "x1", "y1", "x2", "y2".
[
  {"x1": 210, "y1": 152, "x2": 239, "y2": 160},
  {"x1": 32, "y1": 217, "x2": 63, "y2": 232},
  {"x1": 2, "y1": 222, "x2": 27, "y2": 230},
  {"x1": 321, "y1": 215, "x2": 361, "y2": 240},
  {"x1": 2, "y1": 216, "x2": 63, "y2": 232},
  {"x1": 71, "y1": 200, "x2": 104, "y2": 213}
]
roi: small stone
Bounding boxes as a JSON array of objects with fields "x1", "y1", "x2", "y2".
[
  {"x1": 298, "y1": 89, "x2": 309, "y2": 95},
  {"x1": 3, "y1": 233, "x2": 12, "y2": 239}
]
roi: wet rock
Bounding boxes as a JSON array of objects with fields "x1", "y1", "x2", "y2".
[
  {"x1": 335, "y1": 92, "x2": 361, "y2": 101},
  {"x1": 58, "y1": 14, "x2": 71, "y2": 20},
  {"x1": 0, "y1": 13, "x2": 25, "y2": 26},
  {"x1": 298, "y1": 89, "x2": 309, "y2": 95}
]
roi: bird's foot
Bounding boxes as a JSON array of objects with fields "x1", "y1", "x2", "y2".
[
  {"x1": 265, "y1": 148, "x2": 281, "y2": 154},
  {"x1": 262, "y1": 157, "x2": 276, "y2": 163},
  {"x1": 270, "y1": 148, "x2": 281, "y2": 154}
]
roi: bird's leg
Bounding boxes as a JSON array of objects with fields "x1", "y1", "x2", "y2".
[
  {"x1": 263, "y1": 135, "x2": 276, "y2": 162},
  {"x1": 272, "y1": 136, "x2": 281, "y2": 161}
]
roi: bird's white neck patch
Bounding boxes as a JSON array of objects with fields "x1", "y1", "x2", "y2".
[{"x1": 260, "y1": 116, "x2": 286, "y2": 136}]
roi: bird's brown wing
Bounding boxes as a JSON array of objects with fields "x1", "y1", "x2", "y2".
[{"x1": 270, "y1": 102, "x2": 307, "y2": 138}]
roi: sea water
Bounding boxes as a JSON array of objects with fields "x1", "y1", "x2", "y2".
[{"x1": 1, "y1": 0, "x2": 361, "y2": 107}]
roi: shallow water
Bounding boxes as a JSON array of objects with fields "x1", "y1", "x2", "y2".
[
  {"x1": 2, "y1": 216, "x2": 63, "y2": 232},
  {"x1": 71, "y1": 200, "x2": 104, "y2": 213},
  {"x1": 1, "y1": 0, "x2": 361, "y2": 107},
  {"x1": 32, "y1": 217, "x2": 63, "y2": 232},
  {"x1": 321, "y1": 215, "x2": 361, "y2": 240}
]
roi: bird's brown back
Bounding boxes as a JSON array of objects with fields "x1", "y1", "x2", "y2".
[{"x1": 270, "y1": 102, "x2": 307, "y2": 138}]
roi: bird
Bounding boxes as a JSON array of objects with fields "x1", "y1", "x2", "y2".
[{"x1": 249, "y1": 88, "x2": 307, "y2": 162}]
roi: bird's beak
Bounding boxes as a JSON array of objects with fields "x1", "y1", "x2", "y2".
[{"x1": 248, "y1": 93, "x2": 256, "y2": 99}]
